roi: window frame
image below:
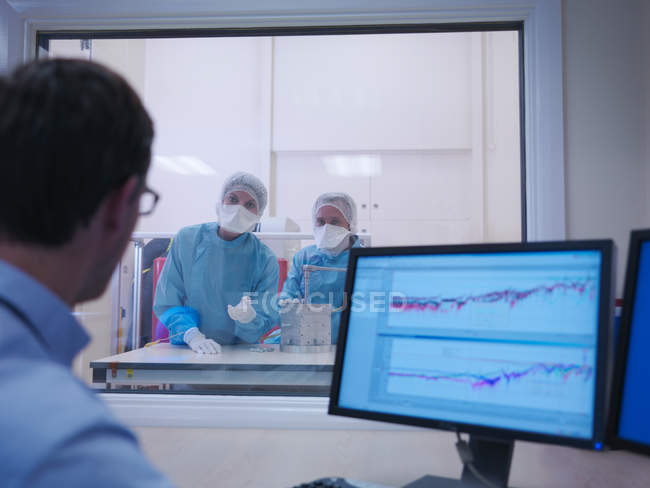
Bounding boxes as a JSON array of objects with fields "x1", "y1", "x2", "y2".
[{"x1": 19, "y1": 0, "x2": 564, "y2": 429}]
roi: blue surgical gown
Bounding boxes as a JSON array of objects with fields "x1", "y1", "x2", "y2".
[
  {"x1": 280, "y1": 238, "x2": 360, "y2": 343},
  {"x1": 153, "y1": 222, "x2": 280, "y2": 345}
]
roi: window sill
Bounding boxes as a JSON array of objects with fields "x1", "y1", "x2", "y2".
[{"x1": 101, "y1": 393, "x2": 422, "y2": 430}]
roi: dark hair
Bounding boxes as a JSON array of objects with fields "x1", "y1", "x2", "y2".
[{"x1": 0, "y1": 58, "x2": 154, "y2": 245}]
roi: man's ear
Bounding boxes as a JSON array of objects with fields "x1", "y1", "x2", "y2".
[{"x1": 100, "y1": 175, "x2": 140, "y2": 232}]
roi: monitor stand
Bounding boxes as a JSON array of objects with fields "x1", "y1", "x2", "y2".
[{"x1": 403, "y1": 435, "x2": 515, "y2": 488}]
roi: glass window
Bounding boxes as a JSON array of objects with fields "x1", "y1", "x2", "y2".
[{"x1": 42, "y1": 26, "x2": 523, "y2": 395}]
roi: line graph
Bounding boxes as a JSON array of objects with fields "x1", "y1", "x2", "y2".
[
  {"x1": 390, "y1": 280, "x2": 594, "y2": 313},
  {"x1": 388, "y1": 360, "x2": 593, "y2": 389},
  {"x1": 386, "y1": 270, "x2": 599, "y2": 336},
  {"x1": 384, "y1": 338, "x2": 596, "y2": 413}
]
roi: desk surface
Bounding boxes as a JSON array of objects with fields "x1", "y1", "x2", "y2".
[{"x1": 90, "y1": 343, "x2": 336, "y2": 370}]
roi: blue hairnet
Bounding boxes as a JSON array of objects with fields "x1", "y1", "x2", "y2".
[
  {"x1": 312, "y1": 192, "x2": 357, "y2": 233},
  {"x1": 220, "y1": 172, "x2": 268, "y2": 215}
]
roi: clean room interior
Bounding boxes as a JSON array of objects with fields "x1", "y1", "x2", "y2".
[
  {"x1": 44, "y1": 28, "x2": 523, "y2": 386},
  {"x1": 1, "y1": 0, "x2": 650, "y2": 487}
]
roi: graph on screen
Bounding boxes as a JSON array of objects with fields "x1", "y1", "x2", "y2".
[
  {"x1": 386, "y1": 269, "x2": 598, "y2": 336},
  {"x1": 338, "y1": 248, "x2": 605, "y2": 440},
  {"x1": 383, "y1": 338, "x2": 595, "y2": 414},
  {"x1": 390, "y1": 280, "x2": 594, "y2": 312}
]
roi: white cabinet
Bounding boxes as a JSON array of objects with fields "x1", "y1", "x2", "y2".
[
  {"x1": 275, "y1": 150, "x2": 479, "y2": 246},
  {"x1": 369, "y1": 151, "x2": 472, "y2": 221},
  {"x1": 272, "y1": 32, "x2": 485, "y2": 246},
  {"x1": 274, "y1": 151, "x2": 371, "y2": 224},
  {"x1": 357, "y1": 219, "x2": 371, "y2": 235},
  {"x1": 273, "y1": 33, "x2": 473, "y2": 151},
  {"x1": 368, "y1": 220, "x2": 474, "y2": 247},
  {"x1": 367, "y1": 150, "x2": 478, "y2": 245}
]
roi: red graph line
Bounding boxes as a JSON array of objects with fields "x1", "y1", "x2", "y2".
[{"x1": 390, "y1": 281, "x2": 593, "y2": 312}]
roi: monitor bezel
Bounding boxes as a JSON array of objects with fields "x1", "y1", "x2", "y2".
[
  {"x1": 608, "y1": 229, "x2": 650, "y2": 455},
  {"x1": 329, "y1": 240, "x2": 615, "y2": 450}
]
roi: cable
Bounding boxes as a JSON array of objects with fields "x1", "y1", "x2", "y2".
[
  {"x1": 144, "y1": 330, "x2": 185, "y2": 347},
  {"x1": 455, "y1": 432, "x2": 503, "y2": 488}
]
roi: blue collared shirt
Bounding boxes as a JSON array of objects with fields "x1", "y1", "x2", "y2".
[{"x1": 0, "y1": 259, "x2": 174, "y2": 488}]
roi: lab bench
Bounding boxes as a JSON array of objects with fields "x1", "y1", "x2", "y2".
[{"x1": 90, "y1": 343, "x2": 335, "y2": 395}]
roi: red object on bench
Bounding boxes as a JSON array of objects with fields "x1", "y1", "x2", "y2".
[
  {"x1": 151, "y1": 257, "x2": 168, "y2": 342},
  {"x1": 151, "y1": 257, "x2": 290, "y2": 342},
  {"x1": 277, "y1": 258, "x2": 288, "y2": 293}
]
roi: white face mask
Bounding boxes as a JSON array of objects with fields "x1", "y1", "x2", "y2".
[
  {"x1": 218, "y1": 204, "x2": 260, "y2": 234},
  {"x1": 313, "y1": 224, "x2": 351, "y2": 256}
]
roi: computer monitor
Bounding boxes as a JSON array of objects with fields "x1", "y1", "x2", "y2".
[
  {"x1": 608, "y1": 229, "x2": 650, "y2": 455},
  {"x1": 330, "y1": 241, "x2": 614, "y2": 487}
]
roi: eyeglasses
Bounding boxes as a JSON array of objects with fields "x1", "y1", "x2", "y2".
[{"x1": 139, "y1": 186, "x2": 160, "y2": 216}]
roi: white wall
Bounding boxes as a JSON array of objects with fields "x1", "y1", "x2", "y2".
[
  {"x1": 273, "y1": 33, "x2": 472, "y2": 151},
  {"x1": 0, "y1": 0, "x2": 23, "y2": 74},
  {"x1": 644, "y1": 0, "x2": 650, "y2": 224},
  {"x1": 484, "y1": 30, "x2": 521, "y2": 242},
  {"x1": 48, "y1": 39, "x2": 90, "y2": 59},
  {"x1": 93, "y1": 39, "x2": 146, "y2": 99},
  {"x1": 564, "y1": 0, "x2": 648, "y2": 295},
  {"x1": 47, "y1": 36, "x2": 275, "y2": 235},
  {"x1": 140, "y1": 37, "x2": 273, "y2": 233}
]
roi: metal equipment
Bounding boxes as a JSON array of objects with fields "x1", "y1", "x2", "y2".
[{"x1": 279, "y1": 265, "x2": 347, "y2": 353}]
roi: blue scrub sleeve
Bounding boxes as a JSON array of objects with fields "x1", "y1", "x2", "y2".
[
  {"x1": 279, "y1": 251, "x2": 305, "y2": 301},
  {"x1": 234, "y1": 254, "x2": 280, "y2": 343},
  {"x1": 158, "y1": 306, "x2": 199, "y2": 345},
  {"x1": 152, "y1": 235, "x2": 199, "y2": 345}
]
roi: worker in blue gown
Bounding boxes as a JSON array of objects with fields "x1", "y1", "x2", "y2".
[
  {"x1": 279, "y1": 192, "x2": 361, "y2": 344},
  {"x1": 153, "y1": 172, "x2": 280, "y2": 353}
]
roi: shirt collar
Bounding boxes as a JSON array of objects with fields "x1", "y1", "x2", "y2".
[{"x1": 0, "y1": 259, "x2": 90, "y2": 366}]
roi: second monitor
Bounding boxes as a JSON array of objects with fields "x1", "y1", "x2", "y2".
[{"x1": 608, "y1": 229, "x2": 650, "y2": 456}]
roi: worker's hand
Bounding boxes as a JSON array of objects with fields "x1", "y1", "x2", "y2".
[
  {"x1": 278, "y1": 297, "x2": 300, "y2": 311},
  {"x1": 183, "y1": 327, "x2": 221, "y2": 354},
  {"x1": 227, "y1": 295, "x2": 257, "y2": 324}
]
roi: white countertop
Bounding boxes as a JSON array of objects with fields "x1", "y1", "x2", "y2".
[{"x1": 91, "y1": 343, "x2": 336, "y2": 368}]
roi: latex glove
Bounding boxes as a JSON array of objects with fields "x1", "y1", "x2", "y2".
[
  {"x1": 183, "y1": 327, "x2": 221, "y2": 354},
  {"x1": 278, "y1": 298, "x2": 300, "y2": 311},
  {"x1": 227, "y1": 295, "x2": 257, "y2": 324}
]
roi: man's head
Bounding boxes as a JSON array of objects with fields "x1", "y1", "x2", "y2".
[{"x1": 0, "y1": 59, "x2": 154, "y2": 302}]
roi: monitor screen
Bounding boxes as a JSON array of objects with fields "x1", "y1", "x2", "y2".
[
  {"x1": 610, "y1": 230, "x2": 650, "y2": 454},
  {"x1": 330, "y1": 242, "x2": 613, "y2": 449}
]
